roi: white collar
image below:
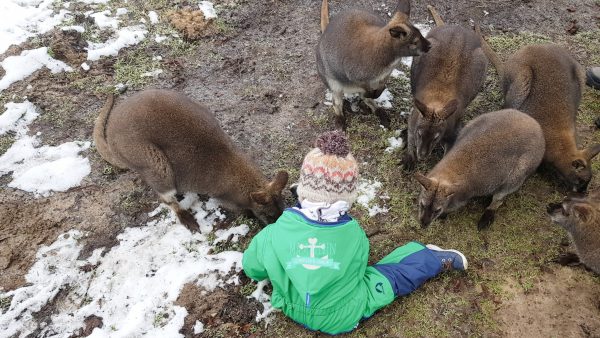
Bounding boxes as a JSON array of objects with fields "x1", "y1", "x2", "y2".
[{"x1": 293, "y1": 200, "x2": 350, "y2": 222}]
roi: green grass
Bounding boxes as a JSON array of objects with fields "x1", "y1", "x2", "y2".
[
  {"x1": 257, "y1": 29, "x2": 600, "y2": 337},
  {"x1": 0, "y1": 134, "x2": 15, "y2": 157}
]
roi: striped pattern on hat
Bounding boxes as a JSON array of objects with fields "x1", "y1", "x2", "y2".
[{"x1": 296, "y1": 131, "x2": 359, "y2": 205}]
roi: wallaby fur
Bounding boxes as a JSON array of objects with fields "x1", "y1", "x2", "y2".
[
  {"x1": 93, "y1": 89, "x2": 289, "y2": 231},
  {"x1": 478, "y1": 37, "x2": 600, "y2": 192},
  {"x1": 548, "y1": 191, "x2": 600, "y2": 274},
  {"x1": 403, "y1": 5, "x2": 488, "y2": 171},
  {"x1": 317, "y1": 0, "x2": 430, "y2": 130},
  {"x1": 415, "y1": 109, "x2": 544, "y2": 229}
]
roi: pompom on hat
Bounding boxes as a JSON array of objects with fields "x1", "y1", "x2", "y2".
[{"x1": 296, "y1": 131, "x2": 359, "y2": 205}]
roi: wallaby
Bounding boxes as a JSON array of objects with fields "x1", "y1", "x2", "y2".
[
  {"x1": 478, "y1": 34, "x2": 600, "y2": 192},
  {"x1": 548, "y1": 191, "x2": 600, "y2": 274},
  {"x1": 93, "y1": 89, "x2": 289, "y2": 231},
  {"x1": 403, "y1": 5, "x2": 488, "y2": 171},
  {"x1": 415, "y1": 109, "x2": 544, "y2": 229},
  {"x1": 316, "y1": 0, "x2": 431, "y2": 130}
]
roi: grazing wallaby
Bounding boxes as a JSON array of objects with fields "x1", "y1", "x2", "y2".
[
  {"x1": 93, "y1": 90, "x2": 289, "y2": 231},
  {"x1": 415, "y1": 109, "x2": 544, "y2": 229},
  {"x1": 403, "y1": 5, "x2": 488, "y2": 171},
  {"x1": 478, "y1": 35, "x2": 600, "y2": 192},
  {"x1": 316, "y1": 0, "x2": 431, "y2": 129},
  {"x1": 548, "y1": 192, "x2": 600, "y2": 274}
]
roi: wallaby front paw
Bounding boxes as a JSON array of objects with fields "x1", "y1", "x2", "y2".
[
  {"x1": 555, "y1": 252, "x2": 581, "y2": 266},
  {"x1": 177, "y1": 210, "x2": 200, "y2": 232},
  {"x1": 402, "y1": 153, "x2": 416, "y2": 171},
  {"x1": 477, "y1": 209, "x2": 495, "y2": 230},
  {"x1": 375, "y1": 108, "x2": 391, "y2": 129},
  {"x1": 334, "y1": 115, "x2": 347, "y2": 131}
]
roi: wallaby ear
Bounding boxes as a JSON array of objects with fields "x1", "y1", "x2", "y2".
[
  {"x1": 268, "y1": 170, "x2": 289, "y2": 193},
  {"x1": 439, "y1": 99, "x2": 458, "y2": 119},
  {"x1": 571, "y1": 159, "x2": 586, "y2": 170},
  {"x1": 394, "y1": 0, "x2": 410, "y2": 16},
  {"x1": 414, "y1": 172, "x2": 432, "y2": 190},
  {"x1": 414, "y1": 99, "x2": 430, "y2": 116},
  {"x1": 572, "y1": 203, "x2": 592, "y2": 222},
  {"x1": 250, "y1": 191, "x2": 271, "y2": 206},
  {"x1": 389, "y1": 26, "x2": 409, "y2": 39},
  {"x1": 584, "y1": 144, "x2": 600, "y2": 161}
]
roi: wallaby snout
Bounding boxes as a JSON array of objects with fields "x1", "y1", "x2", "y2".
[{"x1": 93, "y1": 89, "x2": 289, "y2": 230}]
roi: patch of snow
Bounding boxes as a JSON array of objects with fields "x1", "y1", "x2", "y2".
[
  {"x1": 141, "y1": 69, "x2": 163, "y2": 77},
  {"x1": 81, "y1": 62, "x2": 90, "y2": 71},
  {"x1": 0, "y1": 47, "x2": 73, "y2": 92},
  {"x1": 0, "y1": 101, "x2": 39, "y2": 136},
  {"x1": 357, "y1": 179, "x2": 389, "y2": 217},
  {"x1": 199, "y1": 1, "x2": 217, "y2": 19},
  {"x1": 374, "y1": 88, "x2": 393, "y2": 109},
  {"x1": 115, "y1": 82, "x2": 127, "y2": 92},
  {"x1": 250, "y1": 280, "x2": 277, "y2": 325},
  {"x1": 193, "y1": 321, "x2": 204, "y2": 334},
  {"x1": 87, "y1": 25, "x2": 148, "y2": 61},
  {"x1": 0, "y1": 0, "x2": 71, "y2": 54},
  {"x1": 116, "y1": 7, "x2": 128, "y2": 16},
  {"x1": 148, "y1": 11, "x2": 159, "y2": 24},
  {"x1": 385, "y1": 132, "x2": 403, "y2": 153},
  {"x1": 152, "y1": 56, "x2": 163, "y2": 61},
  {"x1": 0, "y1": 135, "x2": 91, "y2": 196},
  {"x1": 0, "y1": 195, "x2": 249, "y2": 337},
  {"x1": 213, "y1": 224, "x2": 250, "y2": 244},
  {"x1": 90, "y1": 10, "x2": 119, "y2": 29},
  {"x1": 155, "y1": 34, "x2": 168, "y2": 43},
  {"x1": 62, "y1": 25, "x2": 85, "y2": 33}
]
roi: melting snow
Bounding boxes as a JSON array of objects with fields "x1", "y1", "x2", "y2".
[
  {"x1": 374, "y1": 88, "x2": 393, "y2": 109},
  {"x1": 90, "y1": 10, "x2": 119, "y2": 29},
  {"x1": 250, "y1": 280, "x2": 276, "y2": 325},
  {"x1": 148, "y1": 11, "x2": 159, "y2": 24},
  {"x1": 87, "y1": 25, "x2": 148, "y2": 61},
  {"x1": 357, "y1": 179, "x2": 389, "y2": 217},
  {"x1": 0, "y1": 47, "x2": 73, "y2": 92},
  {"x1": 385, "y1": 130, "x2": 404, "y2": 153},
  {"x1": 199, "y1": 1, "x2": 217, "y2": 19},
  {"x1": 0, "y1": 101, "x2": 39, "y2": 136},
  {"x1": 0, "y1": 196, "x2": 258, "y2": 337},
  {"x1": 0, "y1": 0, "x2": 70, "y2": 54}
]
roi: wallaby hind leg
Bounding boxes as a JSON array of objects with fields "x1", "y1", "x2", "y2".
[
  {"x1": 137, "y1": 144, "x2": 200, "y2": 232},
  {"x1": 477, "y1": 192, "x2": 508, "y2": 230},
  {"x1": 331, "y1": 90, "x2": 346, "y2": 130}
]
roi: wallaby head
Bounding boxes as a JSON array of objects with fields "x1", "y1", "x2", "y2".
[
  {"x1": 558, "y1": 145, "x2": 600, "y2": 193},
  {"x1": 386, "y1": 1, "x2": 431, "y2": 56},
  {"x1": 249, "y1": 170, "x2": 289, "y2": 224},
  {"x1": 548, "y1": 191, "x2": 600, "y2": 274},
  {"x1": 415, "y1": 172, "x2": 456, "y2": 227},
  {"x1": 547, "y1": 194, "x2": 597, "y2": 232},
  {"x1": 412, "y1": 99, "x2": 458, "y2": 160}
]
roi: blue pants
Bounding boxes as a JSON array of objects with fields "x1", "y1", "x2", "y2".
[{"x1": 363, "y1": 242, "x2": 442, "y2": 317}]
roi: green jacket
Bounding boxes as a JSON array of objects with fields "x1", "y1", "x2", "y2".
[{"x1": 242, "y1": 209, "x2": 378, "y2": 334}]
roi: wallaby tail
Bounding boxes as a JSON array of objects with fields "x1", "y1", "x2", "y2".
[
  {"x1": 93, "y1": 95, "x2": 127, "y2": 169},
  {"x1": 427, "y1": 5, "x2": 444, "y2": 26},
  {"x1": 320, "y1": 0, "x2": 329, "y2": 33},
  {"x1": 475, "y1": 24, "x2": 504, "y2": 78}
]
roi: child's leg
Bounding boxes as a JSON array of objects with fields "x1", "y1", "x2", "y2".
[
  {"x1": 373, "y1": 242, "x2": 442, "y2": 297},
  {"x1": 363, "y1": 242, "x2": 466, "y2": 317}
]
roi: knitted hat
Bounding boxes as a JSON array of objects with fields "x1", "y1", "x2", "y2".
[{"x1": 296, "y1": 131, "x2": 359, "y2": 205}]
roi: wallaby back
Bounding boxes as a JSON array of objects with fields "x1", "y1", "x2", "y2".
[
  {"x1": 96, "y1": 89, "x2": 288, "y2": 228},
  {"x1": 415, "y1": 109, "x2": 544, "y2": 228},
  {"x1": 548, "y1": 192, "x2": 600, "y2": 274},
  {"x1": 481, "y1": 42, "x2": 598, "y2": 192},
  {"x1": 403, "y1": 8, "x2": 488, "y2": 170}
]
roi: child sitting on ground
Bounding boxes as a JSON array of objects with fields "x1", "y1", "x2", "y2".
[{"x1": 242, "y1": 131, "x2": 467, "y2": 334}]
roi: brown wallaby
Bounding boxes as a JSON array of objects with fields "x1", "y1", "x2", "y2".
[
  {"x1": 316, "y1": 0, "x2": 431, "y2": 130},
  {"x1": 403, "y1": 5, "x2": 488, "y2": 171},
  {"x1": 415, "y1": 109, "x2": 544, "y2": 229},
  {"x1": 478, "y1": 34, "x2": 600, "y2": 192},
  {"x1": 93, "y1": 89, "x2": 289, "y2": 231},
  {"x1": 548, "y1": 191, "x2": 600, "y2": 274}
]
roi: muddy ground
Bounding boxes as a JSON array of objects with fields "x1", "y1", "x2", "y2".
[{"x1": 1, "y1": 0, "x2": 600, "y2": 337}]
